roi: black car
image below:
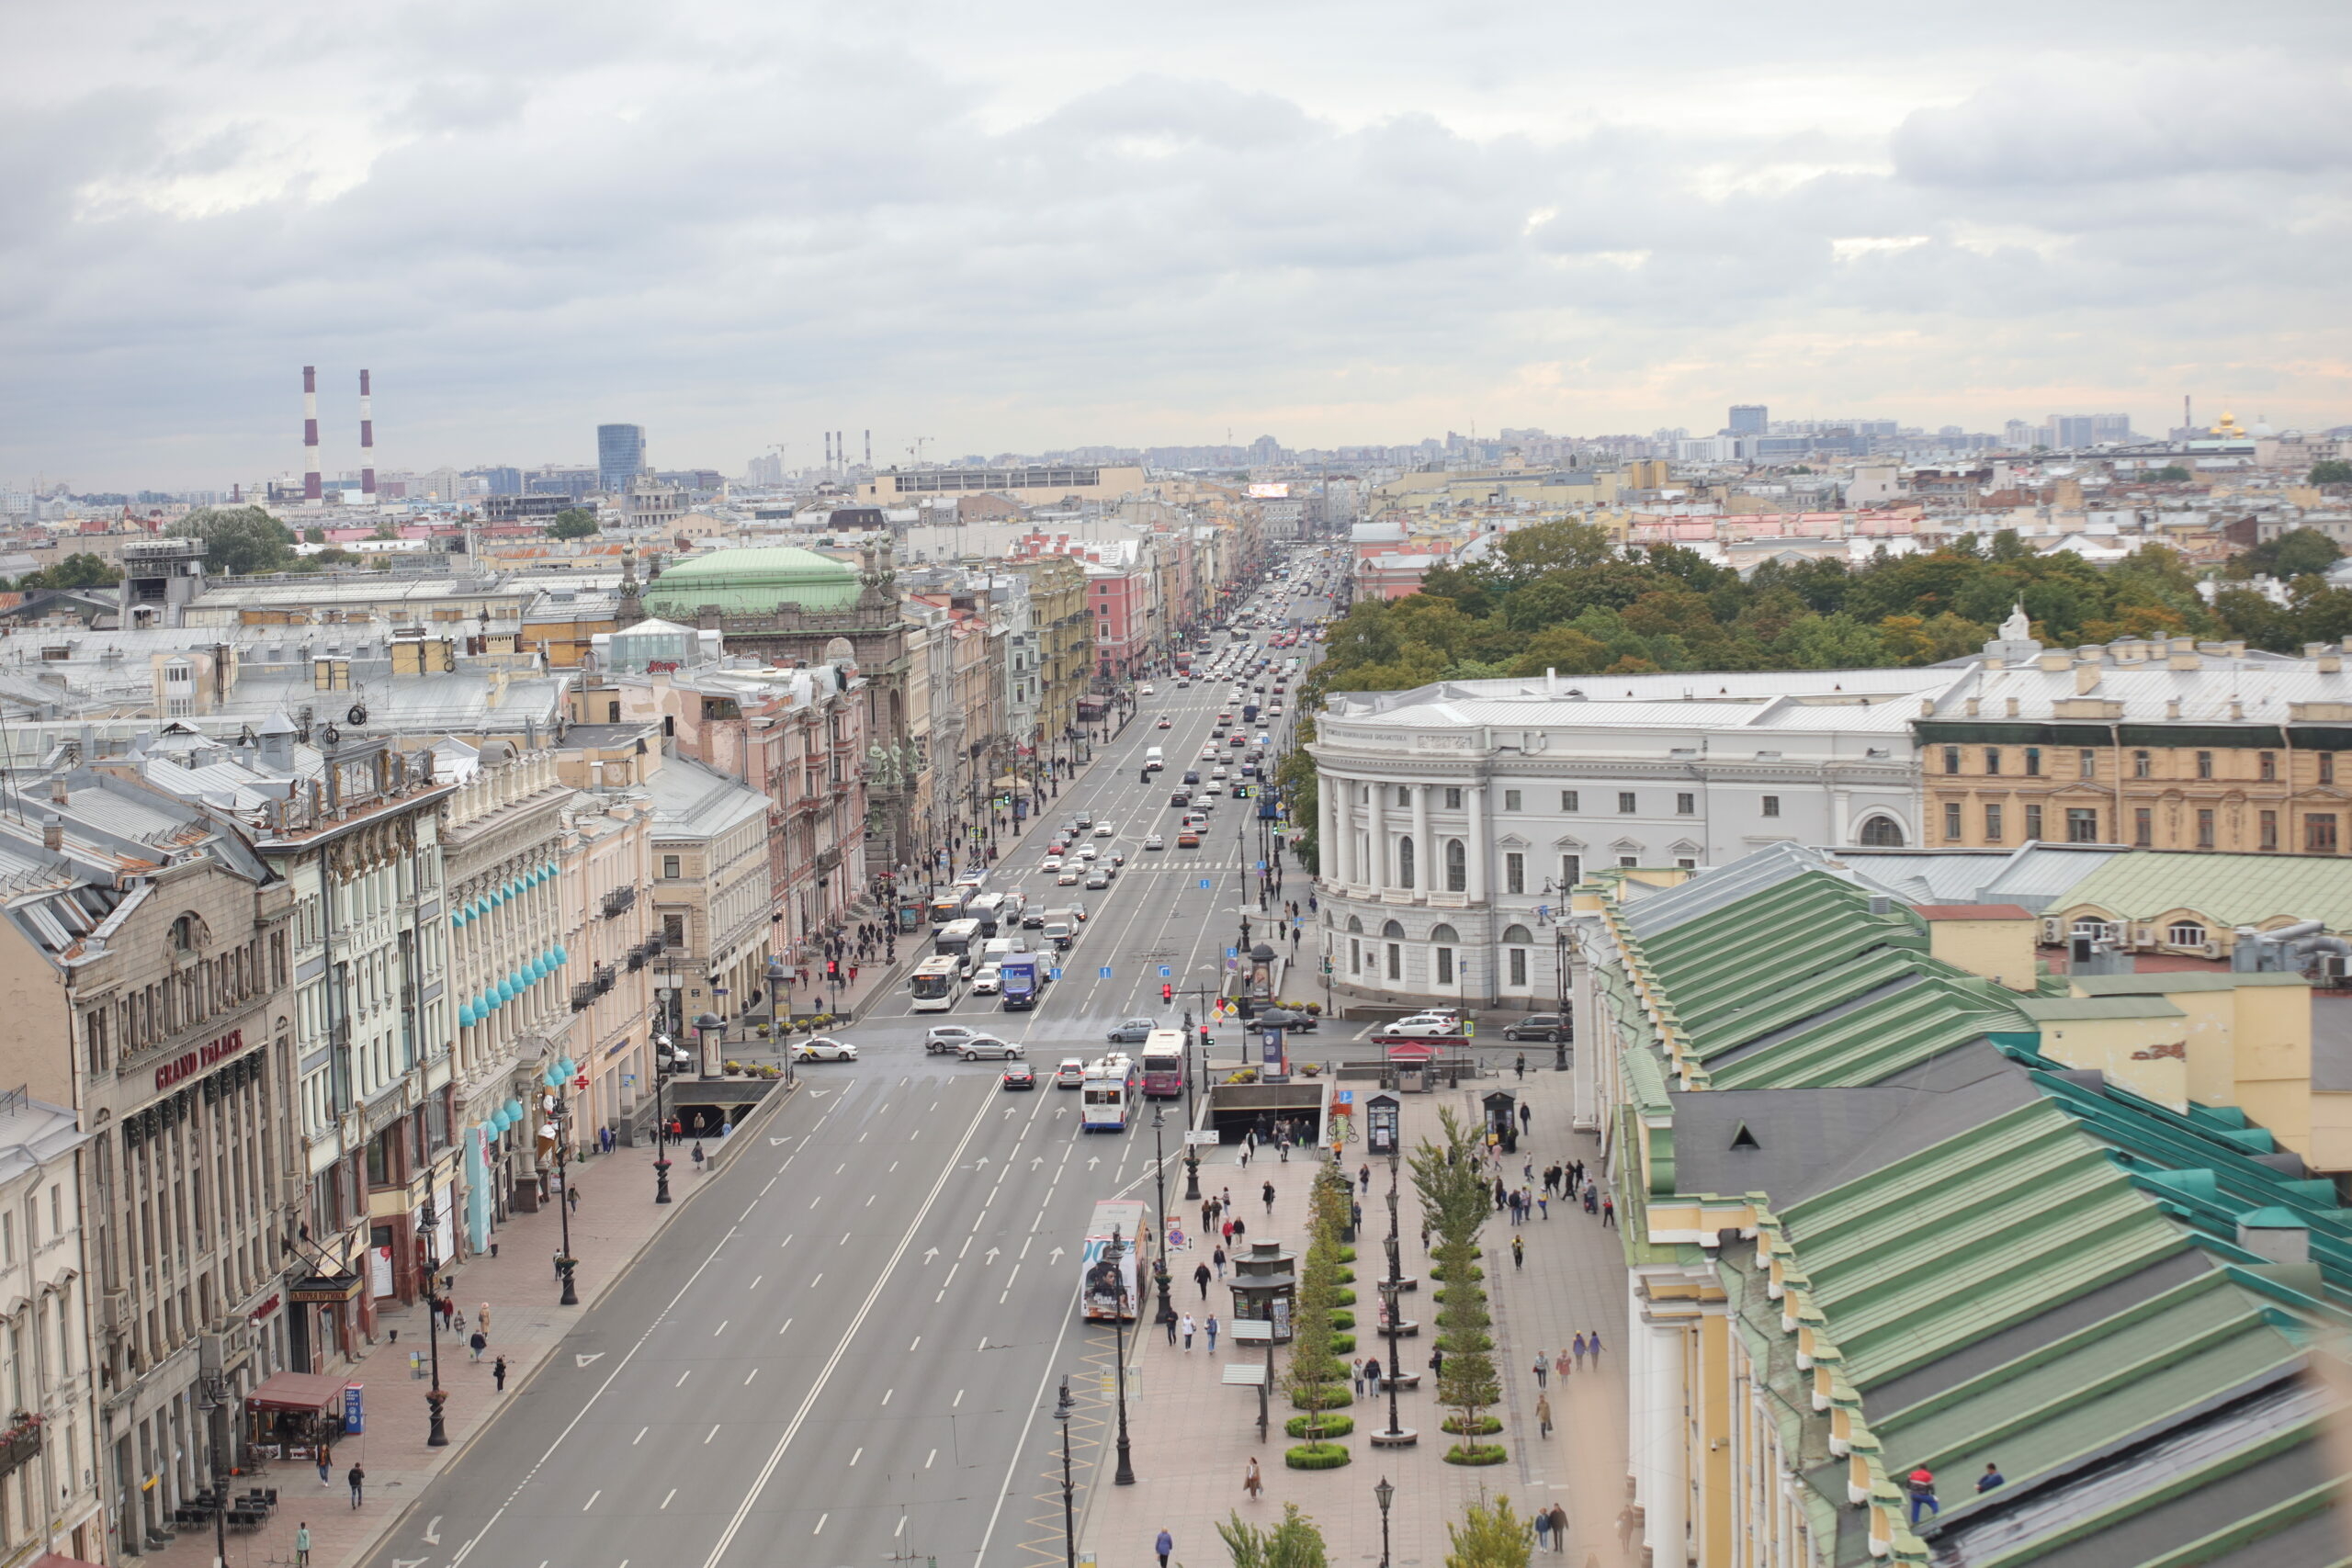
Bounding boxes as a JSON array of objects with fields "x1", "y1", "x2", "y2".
[
  {"x1": 1256, "y1": 1007, "x2": 1317, "y2": 1033},
  {"x1": 1170, "y1": 790, "x2": 1191, "y2": 807},
  {"x1": 1182, "y1": 771, "x2": 1201, "y2": 784},
  {"x1": 1502, "y1": 1013, "x2": 1570, "y2": 1043}
]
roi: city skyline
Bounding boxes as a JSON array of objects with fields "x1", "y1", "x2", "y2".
[{"x1": 6, "y1": 0, "x2": 2349, "y2": 487}]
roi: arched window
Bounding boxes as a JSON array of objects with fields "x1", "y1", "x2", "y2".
[
  {"x1": 1501, "y1": 924, "x2": 1533, "y2": 946},
  {"x1": 1430, "y1": 924, "x2": 1460, "y2": 988},
  {"x1": 1397, "y1": 836, "x2": 1416, "y2": 890},
  {"x1": 1346, "y1": 916, "x2": 1363, "y2": 934},
  {"x1": 1444, "y1": 839, "x2": 1466, "y2": 892},
  {"x1": 1382, "y1": 920, "x2": 1407, "y2": 939},
  {"x1": 1858, "y1": 816, "x2": 1905, "y2": 847},
  {"x1": 1500, "y1": 924, "x2": 1533, "y2": 990},
  {"x1": 1430, "y1": 923, "x2": 1461, "y2": 944},
  {"x1": 2167, "y1": 921, "x2": 2207, "y2": 947}
]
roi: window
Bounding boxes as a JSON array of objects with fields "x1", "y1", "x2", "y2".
[
  {"x1": 2024, "y1": 804, "x2": 2043, "y2": 840},
  {"x1": 2260, "y1": 809, "x2": 2278, "y2": 851},
  {"x1": 2133, "y1": 750, "x2": 2153, "y2": 779},
  {"x1": 2067, "y1": 807, "x2": 2098, "y2": 843},
  {"x1": 1444, "y1": 839, "x2": 1466, "y2": 893},
  {"x1": 2024, "y1": 747, "x2": 2041, "y2": 776},
  {"x1": 2197, "y1": 808, "x2": 2216, "y2": 849},
  {"x1": 2168, "y1": 921, "x2": 2208, "y2": 947},
  {"x1": 1984, "y1": 804, "x2": 2004, "y2": 842},
  {"x1": 662, "y1": 913, "x2": 685, "y2": 948},
  {"x1": 1508, "y1": 949, "x2": 1527, "y2": 987},
  {"x1": 1444, "y1": 787, "x2": 1462, "y2": 810},
  {"x1": 1617, "y1": 792, "x2": 1636, "y2": 814},
  {"x1": 1396, "y1": 837, "x2": 1415, "y2": 889},
  {"x1": 1350, "y1": 939, "x2": 1361, "y2": 975},
  {"x1": 1944, "y1": 802, "x2": 1962, "y2": 840},
  {"x1": 2134, "y1": 807, "x2": 2153, "y2": 847},
  {"x1": 1559, "y1": 854, "x2": 1581, "y2": 888},
  {"x1": 1760, "y1": 795, "x2": 1781, "y2": 818},
  {"x1": 2079, "y1": 750, "x2": 2097, "y2": 778},
  {"x1": 1505, "y1": 852, "x2": 1525, "y2": 895},
  {"x1": 1435, "y1": 947, "x2": 1453, "y2": 985},
  {"x1": 1677, "y1": 858, "x2": 1696, "y2": 870},
  {"x1": 2196, "y1": 750, "x2": 2214, "y2": 780},
  {"x1": 1618, "y1": 854, "x2": 1639, "y2": 867},
  {"x1": 1561, "y1": 791, "x2": 1580, "y2": 813},
  {"x1": 1385, "y1": 943, "x2": 1400, "y2": 980},
  {"x1": 2309, "y1": 815, "x2": 2340, "y2": 853},
  {"x1": 662, "y1": 855, "x2": 681, "y2": 880},
  {"x1": 1984, "y1": 748, "x2": 2002, "y2": 775},
  {"x1": 2260, "y1": 751, "x2": 2278, "y2": 783},
  {"x1": 2323, "y1": 754, "x2": 2337, "y2": 786},
  {"x1": 1676, "y1": 793, "x2": 1695, "y2": 816},
  {"x1": 1396, "y1": 786, "x2": 1411, "y2": 807},
  {"x1": 1943, "y1": 746, "x2": 1962, "y2": 775},
  {"x1": 1858, "y1": 817, "x2": 1905, "y2": 847}
]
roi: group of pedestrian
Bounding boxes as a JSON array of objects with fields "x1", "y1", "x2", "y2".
[
  {"x1": 1172, "y1": 1312, "x2": 1221, "y2": 1351},
  {"x1": 1531, "y1": 1334, "x2": 1604, "y2": 1390}
]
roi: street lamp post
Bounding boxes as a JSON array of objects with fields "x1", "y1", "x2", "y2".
[
  {"x1": 551, "y1": 1086, "x2": 579, "y2": 1306},
  {"x1": 1150, "y1": 1106, "x2": 1175, "y2": 1326},
  {"x1": 651, "y1": 1041, "x2": 673, "y2": 1203},
  {"x1": 422, "y1": 1196, "x2": 449, "y2": 1445},
  {"x1": 1054, "y1": 1375, "x2": 1078, "y2": 1568},
  {"x1": 1375, "y1": 1150, "x2": 1414, "y2": 1445},
  {"x1": 1374, "y1": 1476, "x2": 1395, "y2": 1568},
  {"x1": 1112, "y1": 1228, "x2": 1136, "y2": 1485},
  {"x1": 765, "y1": 954, "x2": 795, "y2": 1086}
]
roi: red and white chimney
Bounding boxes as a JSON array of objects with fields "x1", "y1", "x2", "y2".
[
  {"x1": 302, "y1": 366, "x2": 322, "y2": 502},
  {"x1": 358, "y1": 368, "x2": 376, "y2": 498}
]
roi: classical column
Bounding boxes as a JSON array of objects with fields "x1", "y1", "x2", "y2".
[
  {"x1": 1409, "y1": 784, "x2": 1430, "y2": 901},
  {"x1": 1317, "y1": 776, "x2": 1337, "y2": 890},
  {"x1": 1370, "y1": 780, "x2": 1390, "y2": 892},
  {"x1": 1645, "y1": 1311, "x2": 1689, "y2": 1568},
  {"x1": 1465, "y1": 782, "x2": 1487, "y2": 903}
]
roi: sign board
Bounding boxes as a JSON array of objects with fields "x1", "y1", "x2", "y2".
[
  {"x1": 1099, "y1": 967, "x2": 1114, "y2": 979},
  {"x1": 1334, "y1": 1090, "x2": 1353, "y2": 1104},
  {"x1": 342, "y1": 1384, "x2": 365, "y2": 1435},
  {"x1": 1227, "y1": 947, "x2": 1238, "y2": 959},
  {"x1": 1199, "y1": 879, "x2": 1213, "y2": 890},
  {"x1": 1159, "y1": 966, "x2": 1172, "y2": 978},
  {"x1": 1185, "y1": 1130, "x2": 1221, "y2": 1145},
  {"x1": 1049, "y1": 969, "x2": 1064, "y2": 982}
]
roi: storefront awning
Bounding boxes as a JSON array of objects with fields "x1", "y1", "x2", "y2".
[
  {"x1": 244, "y1": 1372, "x2": 346, "y2": 1416},
  {"x1": 288, "y1": 1272, "x2": 365, "y2": 1305}
]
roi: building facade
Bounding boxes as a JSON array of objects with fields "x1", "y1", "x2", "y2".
[
  {"x1": 645, "y1": 756, "x2": 775, "y2": 1051},
  {"x1": 0, "y1": 1093, "x2": 104, "y2": 1567}
]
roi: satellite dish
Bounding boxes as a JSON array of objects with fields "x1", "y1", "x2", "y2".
[
  {"x1": 321, "y1": 724, "x2": 341, "y2": 746},
  {"x1": 346, "y1": 704, "x2": 368, "y2": 727}
]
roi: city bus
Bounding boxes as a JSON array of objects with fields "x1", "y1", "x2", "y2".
[
  {"x1": 1080, "y1": 1198, "x2": 1148, "y2": 1321},
  {"x1": 1081, "y1": 1055, "x2": 1140, "y2": 1133},
  {"x1": 1138, "y1": 1030, "x2": 1186, "y2": 1100},
  {"x1": 909, "y1": 955, "x2": 964, "y2": 1013},
  {"x1": 933, "y1": 918, "x2": 983, "y2": 969}
]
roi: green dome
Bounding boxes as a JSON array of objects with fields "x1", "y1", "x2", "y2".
[{"x1": 641, "y1": 547, "x2": 862, "y2": 617}]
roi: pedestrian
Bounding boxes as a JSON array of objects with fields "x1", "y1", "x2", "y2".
[
  {"x1": 1538, "y1": 1194, "x2": 1549, "y2": 1220},
  {"x1": 1494, "y1": 1176, "x2": 1507, "y2": 1209},
  {"x1": 1231, "y1": 1215, "x2": 1247, "y2": 1242},
  {"x1": 1214, "y1": 1245, "x2": 1228, "y2": 1279},
  {"x1": 1262, "y1": 1179, "x2": 1275, "y2": 1214},
  {"x1": 1205, "y1": 1314, "x2": 1219, "y2": 1352},
  {"x1": 493, "y1": 1355, "x2": 508, "y2": 1391},
  {"x1": 1156, "y1": 1528, "x2": 1173, "y2": 1568},
  {"x1": 1359, "y1": 1162, "x2": 1371, "y2": 1192},
  {"x1": 1351, "y1": 1359, "x2": 1366, "y2": 1395},
  {"x1": 1182, "y1": 1312, "x2": 1196, "y2": 1350},
  {"x1": 1587, "y1": 1328, "x2": 1604, "y2": 1364},
  {"x1": 318, "y1": 1449, "x2": 332, "y2": 1488},
  {"x1": 1195, "y1": 1261, "x2": 1213, "y2": 1299},
  {"x1": 1430, "y1": 1346, "x2": 1444, "y2": 1380},
  {"x1": 439, "y1": 1295, "x2": 455, "y2": 1332},
  {"x1": 1516, "y1": 1053, "x2": 1526, "y2": 1079},
  {"x1": 1906, "y1": 1468, "x2": 1939, "y2": 1525},
  {"x1": 1602, "y1": 1195, "x2": 1616, "y2": 1229},
  {"x1": 1520, "y1": 1102, "x2": 1532, "y2": 1133},
  {"x1": 295, "y1": 1521, "x2": 312, "y2": 1566},
  {"x1": 478, "y1": 1303, "x2": 492, "y2": 1340},
  {"x1": 1978, "y1": 1461, "x2": 2005, "y2": 1494},
  {"x1": 1536, "y1": 1392, "x2": 1554, "y2": 1438},
  {"x1": 692, "y1": 1142, "x2": 706, "y2": 1172},
  {"x1": 1547, "y1": 1503, "x2": 1568, "y2": 1552},
  {"x1": 1164, "y1": 1311, "x2": 1177, "y2": 1346},
  {"x1": 1221, "y1": 1219, "x2": 1234, "y2": 1247},
  {"x1": 469, "y1": 1328, "x2": 487, "y2": 1362},
  {"x1": 347, "y1": 1463, "x2": 365, "y2": 1509},
  {"x1": 1532, "y1": 1352, "x2": 1547, "y2": 1388},
  {"x1": 1535, "y1": 1506, "x2": 1553, "y2": 1551},
  {"x1": 1243, "y1": 1456, "x2": 1263, "y2": 1500},
  {"x1": 566, "y1": 1182, "x2": 580, "y2": 1214},
  {"x1": 1512, "y1": 1235, "x2": 1525, "y2": 1269}
]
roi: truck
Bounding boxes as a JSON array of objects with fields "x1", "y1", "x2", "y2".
[
  {"x1": 1241, "y1": 704, "x2": 1260, "y2": 726},
  {"x1": 1000, "y1": 953, "x2": 1043, "y2": 1010},
  {"x1": 1144, "y1": 746, "x2": 1164, "y2": 772}
]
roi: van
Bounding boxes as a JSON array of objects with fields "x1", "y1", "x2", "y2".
[
  {"x1": 1144, "y1": 747, "x2": 1164, "y2": 771},
  {"x1": 1041, "y1": 914, "x2": 1076, "y2": 949}
]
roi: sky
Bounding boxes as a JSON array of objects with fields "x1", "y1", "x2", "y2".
[{"x1": 6, "y1": 0, "x2": 2350, "y2": 489}]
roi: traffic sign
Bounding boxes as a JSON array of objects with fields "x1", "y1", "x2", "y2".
[
  {"x1": 1159, "y1": 965, "x2": 1172, "y2": 978},
  {"x1": 1254, "y1": 861, "x2": 1266, "y2": 871},
  {"x1": 1199, "y1": 878, "x2": 1213, "y2": 889},
  {"x1": 1185, "y1": 1130, "x2": 1221, "y2": 1145},
  {"x1": 1226, "y1": 947, "x2": 1238, "y2": 958},
  {"x1": 1335, "y1": 1090, "x2": 1353, "y2": 1104},
  {"x1": 1099, "y1": 966, "x2": 1114, "y2": 979},
  {"x1": 1049, "y1": 969, "x2": 1064, "y2": 981}
]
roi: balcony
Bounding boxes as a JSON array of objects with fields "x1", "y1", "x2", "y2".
[
  {"x1": 0, "y1": 1414, "x2": 41, "y2": 1481},
  {"x1": 594, "y1": 963, "x2": 616, "y2": 997},
  {"x1": 570, "y1": 982, "x2": 595, "y2": 1013},
  {"x1": 601, "y1": 886, "x2": 637, "y2": 919}
]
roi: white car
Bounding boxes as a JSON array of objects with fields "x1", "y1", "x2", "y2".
[
  {"x1": 1203, "y1": 783, "x2": 1223, "y2": 797},
  {"x1": 969, "y1": 964, "x2": 1003, "y2": 995},
  {"x1": 925, "y1": 1025, "x2": 982, "y2": 1055},
  {"x1": 794, "y1": 1036, "x2": 859, "y2": 1062},
  {"x1": 1093, "y1": 822, "x2": 1116, "y2": 837},
  {"x1": 1057, "y1": 867, "x2": 1081, "y2": 886},
  {"x1": 1042, "y1": 855, "x2": 1064, "y2": 872},
  {"x1": 1076, "y1": 844, "x2": 1099, "y2": 861},
  {"x1": 1139, "y1": 683, "x2": 1155, "y2": 695},
  {"x1": 1210, "y1": 765, "x2": 1228, "y2": 780},
  {"x1": 1143, "y1": 834, "x2": 1165, "y2": 851}
]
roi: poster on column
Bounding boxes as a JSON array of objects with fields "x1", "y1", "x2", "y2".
[{"x1": 369, "y1": 1244, "x2": 394, "y2": 1299}]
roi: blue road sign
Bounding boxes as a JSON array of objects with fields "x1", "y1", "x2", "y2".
[
  {"x1": 1099, "y1": 966, "x2": 1114, "y2": 979},
  {"x1": 1227, "y1": 947, "x2": 1238, "y2": 958},
  {"x1": 1255, "y1": 861, "x2": 1266, "y2": 871},
  {"x1": 1199, "y1": 878, "x2": 1213, "y2": 889},
  {"x1": 1336, "y1": 1090, "x2": 1354, "y2": 1104},
  {"x1": 1159, "y1": 965, "x2": 1172, "y2": 978},
  {"x1": 1049, "y1": 969, "x2": 1063, "y2": 981}
]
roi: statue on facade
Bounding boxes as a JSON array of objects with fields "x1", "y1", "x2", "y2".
[
  {"x1": 2000, "y1": 601, "x2": 2030, "y2": 642},
  {"x1": 867, "y1": 743, "x2": 899, "y2": 789}
]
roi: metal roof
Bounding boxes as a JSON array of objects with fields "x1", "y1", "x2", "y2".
[{"x1": 2052, "y1": 850, "x2": 2352, "y2": 932}]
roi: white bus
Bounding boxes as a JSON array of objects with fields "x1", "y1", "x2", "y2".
[
  {"x1": 1081, "y1": 1054, "x2": 1140, "y2": 1133},
  {"x1": 1080, "y1": 1198, "x2": 1148, "y2": 1321},
  {"x1": 933, "y1": 918, "x2": 984, "y2": 970},
  {"x1": 909, "y1": 955, "x2": 964, "y2": 1013}
]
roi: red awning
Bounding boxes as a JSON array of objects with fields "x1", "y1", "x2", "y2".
[{"x1": 244, "y1": 1372, "x2": 346, "y2": 1415}]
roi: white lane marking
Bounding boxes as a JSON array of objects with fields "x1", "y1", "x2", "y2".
[
  {"x1": 749, "y1": 1275, "x2": 762, "y2": 1290},
  {"x1": 925, "y1": 1448, "x2": 937, "y2": 1468},
  {"x1": 812, "y1": 1514, "x2": 828, "y2": 1535},
  {"x1": 808, "y1": 1196, "x2": 821, "y2": 1209},
  {"x1": 810, "y1": 1273, "x2": 822, "y2": 1288},
  {"x1": 701, "y1": 1082, "x2": 1001, "y2": 1568},
  {"x1": 582, "y1": 1491, "x2": 600, "y2": 1512},
  {"x1": 706, "y1": 1424, "x2": 720, "y2": 1444},
  {"x1": 952, "y1": 1388, "x2": 964, "y2": 1408},
  {"x1": 850, "y1": 1447, "x2": 864, "y2": 1466},
  {"x1": 777, "y1": 1318, "x2": 793, "y2": 1336},
  {"x1": 660, "y1": 1489, "x2": 676, "y2": 1510},
  {"x1": 632, "y1": 1427, "x2": 646, "y2": 1446},
  {"x1": 740, "y1": 1201, "x2": 759, "y2": 1220},
  {"x1": 881, "y1": 1388, "x2": 893, "y2": 1405},
  {"x1": 675, "y1": 1371, "x2": 691, "y2": 1387},
  {"x1": 745, "y1": 1367, "x2": 759, "y2": 1385},
  {"x1": 909, "y1": 1336, "x2": 921, "y2": 1352},
  {"x1": 760, "y1": 1178, "x2": 778, "y2": 1196},
  {"x1": 713, "y1": 1321, "x2": 728, "y2": 1336}
]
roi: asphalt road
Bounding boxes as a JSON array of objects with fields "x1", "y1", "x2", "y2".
[{"x1": 361, "y1": 561, "x2": 1338, "y2": 1568}]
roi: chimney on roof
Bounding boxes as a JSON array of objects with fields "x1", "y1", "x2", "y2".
[
  {"x1": 48, "y1": 776, "x2": 68, "y2": 807},
  {"x1": 42, "y1": 816, "x2": 62, "y2": 852}
]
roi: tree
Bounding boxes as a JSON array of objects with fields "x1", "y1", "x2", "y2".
[
  {"x1": 1283, "y1": 1162, "x2": 1351, "y2": 1458},
  {"x1": 548, "y1": 507, "x2": 601, "y2": 539},
  {"x1": 1218, "y1": 1503, "x2": 1331, "y2": 1568},
  {"x1": 2230, "y1": 528, "x2": 2343, "y2": 581},
  {"x1": 1445, "y1": 1495, "x2": 1534, "y2": 1568},
  {"x1": 2309, "y1": 460, "x2": 2352, "y2": 487},
  {"x1": 181, "y1": 505, "x2": 295, "y2": 575},
  {"x1": 2151, "y1": 465, "x2": 2193, "y2": 482},
  {"x1": 15, "y1": 553, "x2": 122, "y2": 592}
]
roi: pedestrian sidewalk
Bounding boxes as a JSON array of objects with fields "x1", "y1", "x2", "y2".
[
  {"x1": 1080, "y1": 1067, "x2": 1635, "y2": 1567},
  {"x1": 135, "y1": 1092, "x2": 791, "y2": 1568}
]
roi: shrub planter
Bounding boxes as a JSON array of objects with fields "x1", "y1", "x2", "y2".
[
  {"x1": 1441, "y1": 1415, "x2": 1503, "y2": 1436},
  {"x1": 1331, "y1": 1334, "x2": 1357, "y2": 1356},
  {"x1": 1333, "y1": 1289, "x2": 1357, "y2": 1306},
  {"x1": 1285, "y1": 1414, "x2": 1355, "y2": 1440},
  {"x1": 1337, "y1": 1247, "x2": 1357, "y2": 1264},
  {"x1": 1443, "y1": 1444, "x2": 1509, "y2": 1466},
  {"x1": 1428, "y1": 1264, "x2": 1484, "y2": 1283},
  {"x1": 1330, "y1": 1311, "x2": 1356, "y2": 1331},
  {"x1": 1289, "y1": 1385, "x2": 1353, "y2": 1411},
  {"x1": 1286, "y1": 1442, "x2": 1351, "y2": 1470}
]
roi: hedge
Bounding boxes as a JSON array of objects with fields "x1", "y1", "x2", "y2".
[
  {"x1": 1442, "y1": 1415, "x2": 1503, "y2": 1436},
  {"x1": 1330, "y1": 1311, "x2": 1356, "y2": 1331},
  {"x1": 1443, "y1": 1444, "x2": 1509, "y2": 1466},
  {"x1": 1290, "y1": 1385, "x2": 1353, "y2": 1411},
  {"x1": 1285, "y1": 1414, "x2": 1356, "y2": 1440},
  {"x1": 1286, "y1": 1442, "x2": 1351, "y2": 1470},
  {"x1": 1331, "y1": 1334, "x2": 1356, "y2": 1356}
]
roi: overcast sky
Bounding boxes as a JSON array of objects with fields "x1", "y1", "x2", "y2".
[{"x1": 7, "y1": 1, "x2": 2349, "y2": 489}]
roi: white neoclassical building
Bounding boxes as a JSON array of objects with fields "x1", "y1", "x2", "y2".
[{"x1": 1309, "y1": 666, "x2": 1973, "y2": 1009}]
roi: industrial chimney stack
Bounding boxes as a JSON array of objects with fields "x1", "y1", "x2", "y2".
[
  {"x1": 358, "y1": 369, "x2": 376, "y2": 499},
  {"x1": 302, "y1": 366, "x2": 322, "y2": 502}
]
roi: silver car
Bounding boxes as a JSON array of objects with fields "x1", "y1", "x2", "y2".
[{"x1": 957, "y1": 1035, "x2": 1024, "y2": 1062}]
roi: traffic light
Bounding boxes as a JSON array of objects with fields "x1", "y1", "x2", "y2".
[{"x1": 1161, "y1": 983, "x2": 1174, "y2": 1003}]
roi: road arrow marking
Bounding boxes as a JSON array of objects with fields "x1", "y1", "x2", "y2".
[
  {"x1": 769, "y1": 1137, "x2": 790, "y2": 1145},
  {"x1": 923, "y1": 1247, "x2": 940, "y2": 1264},
  {"x1": 1087, "y1": 1156, "x2": 1102, "y2": 1169},
  {"x1": 985, "y1": 1247, "x2": 1001, "y2": 1265},
  {"x1": 424, "y1": 1517, "x2": 443, "y2": 1545},
  {"x1": 394, "y1": 1560, "x2": 427, "y2": 1568},
  {"x1": 575, "y1": 1353, "x2": 605, "y2": 1368},
  {"x1": 1048, "y1": 1246, "x2": 1066, "y2": 1264},
  {"x1": 1004, "y1": 1107, "x2": 1017, "y2": 1118},
  {"x1": 1031, "y1": 1156, "x2": 1044, "y2": 1170},
  {"x1": 974, "y1": 1155, "x2": 990, "y2": 1167}
]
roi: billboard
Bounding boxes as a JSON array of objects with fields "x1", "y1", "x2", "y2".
[{"x1": 1248, "y1": 483, "x2": 1292, "y2": 499}]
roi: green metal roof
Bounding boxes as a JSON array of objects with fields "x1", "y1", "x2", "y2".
[
  {"x1": 2013, "y1": 995, "x2": 2187, "y2": 1021},
  {"x1": 2052, "y1": 849, "x2": 2352, "y2": 932},
  {"x1": 2069, "y1": 971, "x2": 2310, "y2": 996},
  {"x1": 640, "y1": 546, "x2": 861, "y2": 616}
]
